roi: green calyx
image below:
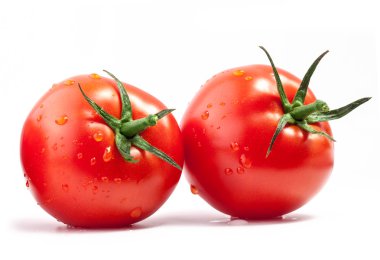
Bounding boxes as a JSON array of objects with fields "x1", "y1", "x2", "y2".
[
  {"x1": 78, "y1": 70, "x2": 181, "y2": 170},
  {"x1": 259, "y1": 46, "x2": 371, "y2": 157}
]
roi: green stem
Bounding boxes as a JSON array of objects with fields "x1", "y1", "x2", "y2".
[
  {"x1": 290, "y1": 100, "x2": 329, "y2": 121},
  {"x1": 120, "y1": 114, "x2": 158, "y2": 138}
]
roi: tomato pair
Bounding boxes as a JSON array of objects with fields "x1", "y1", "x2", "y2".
[{"x1": 21, "y1": 48, "x2": 370, "y2": 227}]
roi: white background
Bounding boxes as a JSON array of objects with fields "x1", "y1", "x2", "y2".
[{"x1": 1, "y1": 0, "x2": 379, "y2": 259}]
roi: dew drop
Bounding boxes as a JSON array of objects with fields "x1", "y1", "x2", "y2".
[
  {"x1": 103, "y1": 146, "x2": 112, "y2": 162},
  {"x1": 90, "y1": 157, "x2": 96, "y2": 166},
  {"x1": 64, "y1": 80, "x2": 75, "y2": 86},
  {"x1": 230, "y1": 142, "x2": 240, "y2": 151},
  {"x1": 77, "y1": 153, "x2": 83, "y2": 159},
  {"x1": 233, "y1": 69, "x2": 245, "y2": 76},
  {"x1": 61, "y1": 184, "x2": 69, "y2": 192},
  {"x1": 207, "y1": 103, "x2": 213, "y2": 108},
  {"x1": 101, "y1": 176, "x2": 109, "y2": 182},
  {"x1": 245, "y1": 76, "x2": 253, "y2": 81},
  {"x1": 240, "y1": 154, "x2": 252, "y2": 168},
  {"x1": 25, "y1": 180, "x2": 30, "y2": 188},
  {"x1": 90, "y1": 73, "x2": 101, "y2": 79},
  {"x1": 201, "y1": 110, "x2": 209, "y2": 120},
  {"x1": 130, "y1": 207, "x2": 142, "y2": 218},
  {"x1": 55, "y1": 115, "x2": 68, "y2": 125},
  {"x1": 92, "y1": 185, "x2": 98, "y2": 193},
  {"x1": 237, "y1": 166, "x2": 245, "y2": 174},
  {"x1": 93, "y1": 131, "x2": 104, "y2": 142},
  {"x1": 114, "y1": 178, "x2": 122, "y2": 184},
  {"x1": 190, "y1": 184, "x2": 199, "y2": 195},
  {"x1": 243, "y1": 146, "x2": 250, "y2": 151},
  {"x1": 197, "y1": 141, "x2": 202, "y2": 148},
  {"x1": 224, "y1": 168, "x2": 233, "y2": 175}
]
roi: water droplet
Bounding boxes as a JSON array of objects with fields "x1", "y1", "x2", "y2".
[
  {"x1": 114, "y1": 178, "x2": 122, "y2": 184},
  {"x1": 101, "y1": 176, "x2": 109, "y2": 182},
  {"x1": 219, "y1": 102, "x2": 226, "y2": 106},
  {"x1": 245, "y1": 76, "x2": 253, "y2": 81},
  {"x1": 55, "y1": 115, "x2": 68, "y2": 125},
  {"x1": 103, "y1": 146, "x2": 112, "y2": 162},
  {"x1": 224, "y1": 168, "x2": 233, "y2": 175},
  {"x1": 90, "y1": 157, "x2": 96, "y2": 166},
  {"x1": 77, "y1": 153, "x2": 83, "y2": 159},
  {"x1": 92, "y1": 185, "x2": 98, "y2": 193},
  {"x1": 197, "y1": 141, "x2": 202, "y2": 147},
  {"x1": 90, "y1": 73, "x2": 101, "y2": 79},
  {"x1": 25, "y1": 180, "x2": 30, "y2": 188},
  {"x1": 228, "y1": 218, "x2": 249, "y2": 225},
  {"x1": 52, "y1": 143, "x2": 58, "y2": 151},
  {"x1": 233, "y1": 69, "x2": 245, "y2": 76},
  {"x1": 93, "y1": 131, "x2": 104, "y2": 142},
  {"x1": 230, "y1": 142, "x2": 239, "y2": 151},
  {"x1": 190, "y1": 184, "x2": 198, "y2": 195},
  {"x1": 130, "y1": 207, "x2": 142, "y2": 218},
  {"x1": 243, "y1": 146, "x2": 250, "y2": 151},
  {"x1": 61, "y1": 184, "x2": 69, "y2": 192},
  {"x1": 64, "y1": 80, "x2": 75, "y2": 86},
  {"x1": 201, "y1": 110, "x2": 209, "y2": 120},
  {"x1": 40, "y1": 148, "x2": 46, "y2": 154},
  {"x1": 237, "y1": 166, "x2": 245, "y2": 174},
  {"x1": 240, "y1": 154, "x2": 252, "y2": 168},
  {"x1": 37, "y1": 114, "x2": 42, "y2": 122},
  {"x1": 207, "y1": 103, "x2": 213, "y2": 108}
]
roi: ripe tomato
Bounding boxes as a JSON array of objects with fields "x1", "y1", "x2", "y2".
[
  {"x1": 181, "y1": 47, "x2": 369, "y2": 219},
  {"x1": 21, "y1": 71, "x2": 183, "y2": 228}
]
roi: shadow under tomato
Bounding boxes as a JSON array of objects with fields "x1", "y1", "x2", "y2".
[
  {"x1": 12, "y1": 211, "x2": 313, "y2": 233},
  {"x1": 11, "y1": 218, "x2": 152, "y2": 233},
  {"x1": 139, "y1": 211, "x2": 314, "y2": 228}
]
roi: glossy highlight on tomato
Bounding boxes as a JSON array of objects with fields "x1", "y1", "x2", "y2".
[
  {"x1": 21, "y1": 72, "x2": 183, "y2": 228},
  {"x1": 181, "y1": 47, "x2": 370, "y2": 219}
]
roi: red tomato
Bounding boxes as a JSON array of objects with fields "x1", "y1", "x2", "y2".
[
  {"x1": 181, "y1": 48, "x2": 369, "y2": 219},
  {"x1": 21, "y1": 72, "x2": 183, "y2": 228}
]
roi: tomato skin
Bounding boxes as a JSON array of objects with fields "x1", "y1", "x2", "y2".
[
  {"x1": 21, "y1": 74, "x2": 183, "y2": 228},
  {"x1": 182, "y1": 65, "x2": 334, "y2": 219}
]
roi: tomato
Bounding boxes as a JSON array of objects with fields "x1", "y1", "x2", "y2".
[
  {"x1": 21, "y1": 71, "x2": 183, "y2": 228},
  {"x1": 181, "y1": 47, "x2": 370, "y2": 219}
]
